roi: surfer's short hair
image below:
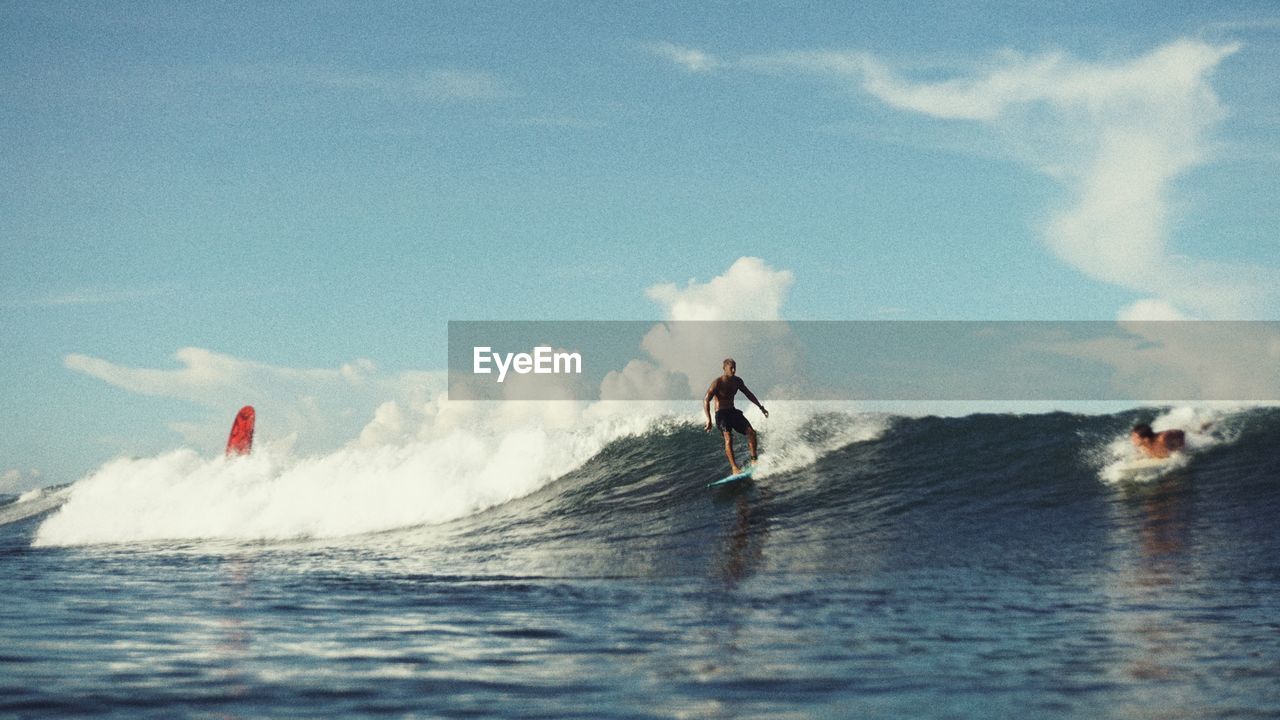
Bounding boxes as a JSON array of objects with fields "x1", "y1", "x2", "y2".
[
  {"x1": 723, "y1": 358, "x2": 736, "y2": 369},
  {"x1": 1131, "y1": 423, "x2": 1155, "y2": 438}
]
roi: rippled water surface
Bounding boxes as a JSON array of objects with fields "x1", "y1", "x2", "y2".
[{"x1": 3, "y1": 409, "x2": 1279, "y2": 718}]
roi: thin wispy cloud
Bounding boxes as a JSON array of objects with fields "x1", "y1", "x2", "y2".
[
  {"x1": 1206, "y1": 18, "x2": 1280, "y2": 33},
  {"x1": 64, "y1": 348, "x2": 440, "y2": 453},
  {"x1": 412, "y1": 69, "x2": 506, "y2": 100},
  {"x1": 645, "y1": 41, "x2": 722, "y2": 73},
  {"x1": 234, "y1": 65, "x2": 508, "y2": 101},
  {"x1": 690, "y1": 39, "x2": 1277, "y2": 319},
  {"x1": 3, "y1": 286, "x2": 173, "y2": 309}
]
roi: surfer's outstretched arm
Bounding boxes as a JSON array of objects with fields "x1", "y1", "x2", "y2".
[{"x1": 739, "y1": 381, "x2": 768, "y2": 418}]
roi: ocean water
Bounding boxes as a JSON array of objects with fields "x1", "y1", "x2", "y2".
[{"x1": 2, "y1": 407, "x2": 1279, "y2": 718}]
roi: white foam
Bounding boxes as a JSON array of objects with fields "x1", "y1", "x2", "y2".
[
  {"x1": 1096, "y1": 405, "x2": 1234, "y2": 484},
  {"x1": 750, "y1": 402, "x2": 889, "y2": 478},
  {"x1": 0, "y1": 486, "x2": 72, "y2": 527},
  {"x1": 33, "y1": 403, "x2": 885, "y2": 546},
  {"x1": 17, "y1": 487, "x2": 45, "y2": 503},
  {"x1": 34, "y1": 413, "x2": 664, "y2": 547}
]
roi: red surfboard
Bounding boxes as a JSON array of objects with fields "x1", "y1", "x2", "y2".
[{"x1": 225, "y1": 405, "x2": 255, "y2": 456}]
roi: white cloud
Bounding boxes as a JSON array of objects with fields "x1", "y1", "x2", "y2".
[
  {"x1": 600, "y1": 359, "x2": 691, "y2": 401},
  {"x1": 748, "y1": 39, "x2": 1277, "y2": 319},
  {"x1": 67, "y1": 347, "x2": 308, "y2": 405},
  {"x1": 357, "y1": 400, "x2": 408, "y2": 447},
  {"x1": 61, "y1": 260, "x2": 792, "y2": 461},
  {"x1": 1117, "y1": 298, "x2": 1193, "y2": 321},
  {"x1": 625, "y1": 257, "x2": 800, "y2": 400},
  {"x1": 645, "y1": 256, "x2": 793, "y2": 321},
  {"x1": 57, "y1": 260, "x2": 804, "y2": 477},
  {"x1": 1042, "y1": 321, "x2": 1280, "y2": 402},
  {"x1": 65, "y1": 348, "x2": 442, "y2": 453},
  {"x1": 413, "y1": 69, "x2": 506, "y2": 100},
  {"x1": 1206, "y1": 18, "x2": 1280, "y2": 33},
  {"x1": 646, "y1": 41, "x2": 722, "y2": 73}
]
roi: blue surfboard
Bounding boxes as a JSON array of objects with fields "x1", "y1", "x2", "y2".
[{"x1": 708, "y1": 464, "x2": 755, "y2": 488}]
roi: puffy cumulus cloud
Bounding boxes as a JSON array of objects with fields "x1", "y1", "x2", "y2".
[
  {"x1": 747, "y1": 39, "x2": 1276, "y2": 319},
  {"x1": 65, "y1": 348, "x2": 443, "y2": 454},
  {"x1": 356, "y1": 394, "x2": 592, "y2": 449},
  {"x1": 357, "y1": 401, "x2": 408, "y2": 447},
  {"x1": 645, "y1": 256, "x2": 793, "y2": 321},
  {"x1": 599, "y1": 359, "x2": 692, "y2": 401},
  {"x1": 355, "y1": 365, "x2": 592, "y2": 448},
  {"x1": 605, "y1": 257, "x2": 801, "y2": 402},
  {"x1": 637, "y1": 320, "x2": 801, "y2": 402},
  {"x1": 596, "y1": 356, "x2": 691, "y2": 399}
]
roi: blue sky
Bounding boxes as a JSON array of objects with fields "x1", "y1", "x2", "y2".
[{"x1": 3, "y1": 2, "x2": 1279, "y2": 487}]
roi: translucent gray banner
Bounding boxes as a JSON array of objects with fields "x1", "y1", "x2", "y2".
[{"x1": 447, "y1": 321, "x2": 1280, "y2": 401}]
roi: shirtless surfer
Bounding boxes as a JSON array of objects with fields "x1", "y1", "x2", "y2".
[
  {"x1": 1130, "y1": 423, "x2": 1185, "y2": 459},
  {"x1": 703, "y1": 358, "x2": 768, "y2": 475}
]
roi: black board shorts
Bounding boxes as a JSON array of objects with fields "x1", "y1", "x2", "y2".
[{"x1": 715, "y1": 408, "x2": 751, "y2": 434}]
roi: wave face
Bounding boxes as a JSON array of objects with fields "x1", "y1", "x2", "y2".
[
  {"x1": 395, "y1": 405, "x2": 1275, "y2": 578},
  {"x1": 25, "y1": 406, "x2": 1278, "y2": 560}
]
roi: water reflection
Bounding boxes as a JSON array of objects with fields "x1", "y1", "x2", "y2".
[
  {"x1": 1106, "y1": 471, "x2": 1200, "y2": 715},
  {"x1": 1133, "y1": 474, "x2": 1192, "y2": 580},
  {"x1": 679, "y1": 485, "x2": 773, "y2": 689},
  {"x1": 213, "y1": 556, "x2": 252, "y2": 717},
  {"x1": 714, "y1": 487, "x2": 770, "y2": 589}
]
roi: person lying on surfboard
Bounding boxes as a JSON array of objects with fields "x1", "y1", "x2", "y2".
[
  {"x1": 703, "y1": 358, "x2": 768, "y2": 475},
  {"x1": 1130, "y1": 423, "x2": 1185, "y2": 459}
]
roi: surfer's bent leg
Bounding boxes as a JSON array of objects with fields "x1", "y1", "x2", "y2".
[
  {"x1": 747, "y1": 425, "x2": 758, "y2": 463},
  {"x1": 722, "y1": 431, "x2": 740, "y2": 474}
]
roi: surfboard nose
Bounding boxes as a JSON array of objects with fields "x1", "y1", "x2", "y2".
[{"x1": 226, "y1": 405, "x2": 255, "y2": 456}]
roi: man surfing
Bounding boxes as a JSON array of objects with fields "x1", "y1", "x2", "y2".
[
  {"x1": 703, "y1": 358, "x2": 768, "y2": 475},
  {"x1": 1130, "y1": 423, "x2": 1185, "y2": 459}
]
